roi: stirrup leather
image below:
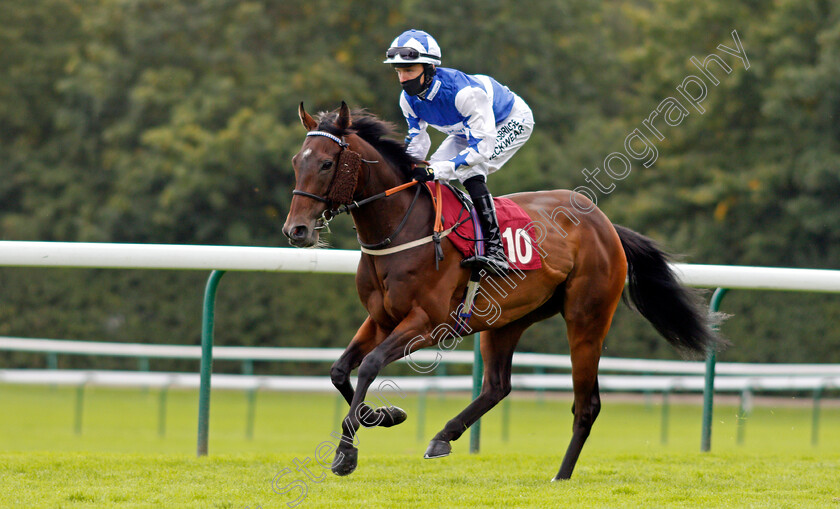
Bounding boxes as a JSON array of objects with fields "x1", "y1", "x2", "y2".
[{"x1": 461, "y1": 193, "x2": 510, "y2": 275}]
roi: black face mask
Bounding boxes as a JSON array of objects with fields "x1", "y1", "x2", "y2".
[{"x1": 401, "y1": 73, "x2": 427, "y2": 96}]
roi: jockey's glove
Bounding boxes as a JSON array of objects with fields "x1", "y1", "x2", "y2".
[{"x1": 411, "y1": 165, "x2": 435, "y2": 182}]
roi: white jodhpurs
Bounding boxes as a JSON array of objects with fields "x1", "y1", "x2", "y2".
[{"x1": 429, "y1": 94, "x2": 534, "y2": 183}]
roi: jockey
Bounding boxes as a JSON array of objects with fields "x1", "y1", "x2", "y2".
[{"x1": 384, "y1": 29, "x2": 534, "y2": 276}]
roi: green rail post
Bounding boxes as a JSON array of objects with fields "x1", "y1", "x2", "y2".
[
  {"x1": 197, "y1": 269, "x2": 225, "y2": 457},
  {"x1": 417, "y1": 389, "x2": 427, "y2": 443},
  {"x1": 139, "y1": 357, "x2": 150, "y2": 395},
  {"x1": 74, "y1": 383, "x2": 85, "y2": 435},
  {"x1": 811, "y1": 386, "x2": 823, "y2": 446},
  {"x1": 245, "y1": 389, "x2": 257, "y2": 440},
  {"x1": 501, "y1": 396, "x2": 510, "y2": 442},
  {"x1": 333, "y1": 393, "x2": 343, "y2": 427},
  {"x1": 469, "y1": 332, "x2": 483, "y2": 454},
  {"x1": 535, "y1": 366, "x2": 546, "y2": 405},
  {"x1": 243, "y1": 360, "x2": 256, "y2": 440},
  {"x1": 701, "y1": 287, "x2": 728, "y2": 452},
  {"x1": 437, "y1": 363, "x2": 448, "y2": 401},
  {"x1": 48, "y1": 352, "x2": 58, "y2": 391},
  {"x1": 158, "y1": 384, "x2": 169, "y2": 438},
  {"x1": 660, "y1": 390, "x2": 670, "y2": 445},
  {"x1": 736, "y1": 388, "x2": 750, "y2": 445}
]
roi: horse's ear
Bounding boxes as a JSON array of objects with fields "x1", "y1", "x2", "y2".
[
  {"x1": 299, "y1": 102, "x2": 318, "y2": 131},
  {"x1": 336, "y1": 101, "x2": 351, "y2": 130}
]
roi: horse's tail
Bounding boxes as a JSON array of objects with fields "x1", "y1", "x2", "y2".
[{"x1": 613, "y1": 224, "x2": 725, "y2": 358}]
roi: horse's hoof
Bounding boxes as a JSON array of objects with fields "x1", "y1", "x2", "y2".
[
  {"x1": 377, "y1": 406, "x2": 407, "y2": 428},
  {"x1": 423, "y1": 439, "x2": 451, "y2": 459},
  {"x1": 358, "y1": 404, "x2": 407, "y2": 428},
  {"x1": 331, "y1": 446, "x2": 358, "y2": 476}
]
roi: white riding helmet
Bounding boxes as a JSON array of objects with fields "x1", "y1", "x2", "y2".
[{"x1": 383, "y1": 29, "x2": 442, "y2": 66}]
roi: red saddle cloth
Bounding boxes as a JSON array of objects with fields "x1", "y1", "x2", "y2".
[{"x1": 426, "y1": 183, "x2": 542, "y2": 271}]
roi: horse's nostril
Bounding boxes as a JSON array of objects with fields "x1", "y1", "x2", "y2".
[{"x1": 291, "y1": 225, "x2": 308, "y2": 241}]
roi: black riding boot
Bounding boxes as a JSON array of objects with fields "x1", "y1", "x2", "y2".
[{"x1": 461, "y1": 178, "x2": 510, "y2": 275}]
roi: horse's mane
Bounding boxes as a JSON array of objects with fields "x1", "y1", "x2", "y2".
[{"x1": 316, "y1": 109, "x2": 422, "y2": 175}]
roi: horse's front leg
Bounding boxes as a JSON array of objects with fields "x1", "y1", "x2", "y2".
[
  {"x1": 331, "y1": 309, "x2": 431, "y2": 476},
  {"x1": 330, "y1": 317, "x2": 408, "y2": 429},
  {"x1": 330, "y1": 317, "x2": 381, "y2": 405}
]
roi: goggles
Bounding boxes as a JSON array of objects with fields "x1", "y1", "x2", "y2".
[{"x1": 385, "y1": 46, "x2": 437, "y2": 61}]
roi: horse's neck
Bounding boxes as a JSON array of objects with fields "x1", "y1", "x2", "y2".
[{"x1": 350, "y1": 146, "x2": 433, "y2": 247}]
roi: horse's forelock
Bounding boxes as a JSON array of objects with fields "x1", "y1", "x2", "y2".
[{"x1": 315, "y1": 110, "x2": 342, "y2": 135}]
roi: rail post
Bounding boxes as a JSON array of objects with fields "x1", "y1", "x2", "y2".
[
  {"x1": 660, "y1": 390, "x2": 670, "y2": 445},
  {"x1": 197, "y1": 269, "x2": 225, "y2": 457},
  {"x1": 470, "y1": 332, "x2": 483, "y2": 454},
  {"x1": 158, "y1": 383, "x2": 169, "y2": 438},
  {"x1": 811, "y1": 385, "x2": 824, "y2": 446},
  {"x1": 74, "y1": 382, "x2": 86, "y2": 435},
  {"x1": 243, "y1": 360, "x2": 257, "y2": 440},
  {"x1": 701, "y1": 287, "x2": 728, "y2": 452},
  {"x1": 417, "y1": 388, "x2": 427, "y2": 443}
]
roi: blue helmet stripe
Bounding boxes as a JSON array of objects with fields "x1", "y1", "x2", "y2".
[{"x1": 398, "y1": 30, "x2": 430, "y2": 51}]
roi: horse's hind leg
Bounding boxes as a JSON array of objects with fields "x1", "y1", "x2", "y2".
[
  {"x1": 424, "y1": 322, "x2": 525, "y2": 458},
  {"x1": 553, "y1": 285, "x2": 621, "y2": 480}
]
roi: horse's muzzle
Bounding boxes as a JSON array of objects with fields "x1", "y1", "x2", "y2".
[{"x1": 282, "y1": 224, "x2": 317, "y2": 247}]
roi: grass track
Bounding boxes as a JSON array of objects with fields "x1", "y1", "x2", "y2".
[{"x1": 1, "y1": 385, "x2": 839, "y2": 507}]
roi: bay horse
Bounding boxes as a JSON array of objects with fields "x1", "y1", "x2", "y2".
[{"x1": 282, "y1": 102, "x2": 721, "y2": 481}]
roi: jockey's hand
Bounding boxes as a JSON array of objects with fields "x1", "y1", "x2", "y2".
[{"x1": 411, "y1": 165, "x2": 435, "y2": 182}]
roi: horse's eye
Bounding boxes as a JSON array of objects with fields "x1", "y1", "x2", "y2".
[{"x1": 321, "y1": 160, "x2": 333, "y2": 171}]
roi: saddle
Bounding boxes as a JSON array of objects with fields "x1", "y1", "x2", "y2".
[{"x1": 422, "y1": 182, "x2": 542, "y2": 271}]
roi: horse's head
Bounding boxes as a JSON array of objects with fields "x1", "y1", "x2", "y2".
[{"x1": 283, "y1": 102, "x2": 362, "y2": 247}]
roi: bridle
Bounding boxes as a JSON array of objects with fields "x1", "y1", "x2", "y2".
[
  {"x1": 291, "y1": 130, "x2": 423, "y2": 249},
  {"x1": 291, "y1": 131, "x2": 362, "y2": 211}
]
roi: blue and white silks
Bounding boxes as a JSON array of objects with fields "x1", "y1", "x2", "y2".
[{"x1": 400, "y1": 67, "x2": 532, "y2": 182}]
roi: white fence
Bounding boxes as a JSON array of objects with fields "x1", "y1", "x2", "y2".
[
  {"x1": 3, "y1": 241, "x2": 840, "y2": 291},
  {"x1": 2, "y1": 339, "x2": 838, "y2": 447},
  {"x1": 4, "y1": 337, "x2": 840, "y2": 377},
  {"x1": 2, "y1": 241, "x2": 840, "y2": 453},
  {"x1": 3, "y1": 340, "x2": 839, "y2": 394}
]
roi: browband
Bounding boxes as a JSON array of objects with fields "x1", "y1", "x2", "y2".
[{"x1": 306, "y1": 131, "x2": 348, "y2": 147}]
